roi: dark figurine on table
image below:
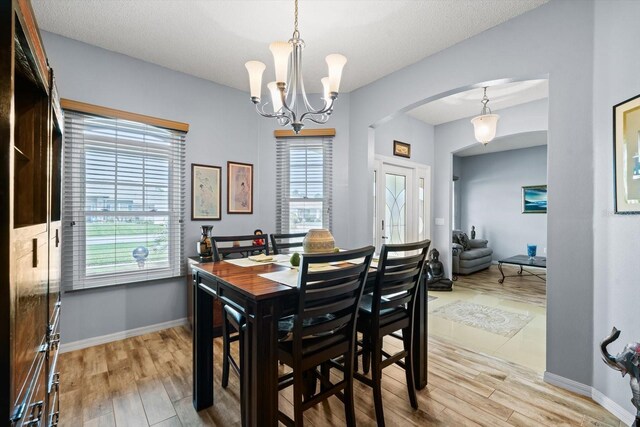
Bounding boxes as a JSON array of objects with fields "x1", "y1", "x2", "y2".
[{"x1": 426, "y1": 248, "x2": 453, "y2": 291}]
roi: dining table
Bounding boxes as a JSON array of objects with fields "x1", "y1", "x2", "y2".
[{"x1": 191, "y1": 255, "x2": 429, "y2": 426}]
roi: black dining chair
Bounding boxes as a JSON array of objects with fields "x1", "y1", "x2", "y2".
[
  {"x1": 211, "y1": 233, "x2": 269, "y2": 261},
  {"x1": 355, "y1": 239, "x2": 430, "y2": 427},
  {"x1": 277, "y1": 246, "x2": 375, "y2": 427},
  {"x1": 212, "y1": 234, "x2": 269, "y2": 405},
  {"x1": 270, "y1": 232, "x2": 307, "y2": 255}
]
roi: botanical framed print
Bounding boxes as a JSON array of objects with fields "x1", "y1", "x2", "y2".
[
  {"x1": 191, "y1": 164, "x2": 221, "y2": 220},
  {"x1": 522, "y1": 185, "x2": 547, "y2": 214},
  {"x1": 227, "y1": 161, "x2": 253, "y2": 214},
  {"x1": 613, "y1": 93, "x2": 640, "y2": 214},
  {"x1": 393, "y1": 140, "x2": 411, "y2": 158}
]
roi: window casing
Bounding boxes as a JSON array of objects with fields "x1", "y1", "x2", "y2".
[
  {"x1": 276, "y1": 137, "x2": 332, "y2": 234},
  {"x1": 62, "y1": 110, "x2": 186, "y2": 290}
]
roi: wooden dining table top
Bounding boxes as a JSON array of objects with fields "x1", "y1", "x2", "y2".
[{"x1": 192, "y1": 261, "x2": 298, "y2": 300}]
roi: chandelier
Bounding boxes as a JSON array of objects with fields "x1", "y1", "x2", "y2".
[
  {"x1": 470, "y1": 87, "x2": 500, "y2": 145},
  {"x1": 244, "y1": 0, "x2": 347, "y2": 134}
]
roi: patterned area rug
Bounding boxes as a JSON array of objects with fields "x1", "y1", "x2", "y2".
[{"x1": 431, "y1": 300, "x2": 533, "y2": 338}]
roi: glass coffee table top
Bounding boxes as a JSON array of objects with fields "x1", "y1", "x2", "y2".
[
  {"x1": 497, "y1": 255, "x2": 546, "y2": 283},
  {"x1": 499, "y1": 255, "x2": 546, "y2": 268}
]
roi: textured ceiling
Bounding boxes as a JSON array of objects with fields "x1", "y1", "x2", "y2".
[
  {"x1": 407, "y1": 79, "x2": 549, "y2": 125},
  {"x1": 32, "y1": 0, "x2": 548, "y2": 94}
]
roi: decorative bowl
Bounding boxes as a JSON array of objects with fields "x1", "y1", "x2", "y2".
[{"x1": 302, "y1": 229, "x2": 336, "y2": 254}]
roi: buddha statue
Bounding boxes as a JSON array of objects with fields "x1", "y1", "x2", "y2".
[{"x1": 426, "y1": 248, "x2": 453, "y2": 291}]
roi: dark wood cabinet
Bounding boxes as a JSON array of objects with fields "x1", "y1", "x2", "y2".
[
  {"x1": 1, "y1": 0, "x2": 62, "y2": 425},
  {"x1": 187, "y1": 257, "x2": 223, "y2": 337}
]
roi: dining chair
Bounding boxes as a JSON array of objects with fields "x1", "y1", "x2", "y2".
[
  {"x1": 355, "y1": 239, "x2": 430, "y2": 427},
  {"x1": 270, "y1": 232, "x2": 307, "y2": 255},
  {"x1": 277, "y1": 246, "x2": 375, "y2": 427},
  {"x1": 212, "y1": 233, "x2": 269, "y2": 409},
  {"x1": 211, "y1": 234, "x2": 269, "y2": 261}
]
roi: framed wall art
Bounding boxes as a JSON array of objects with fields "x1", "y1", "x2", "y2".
[
  {"x1": 393, "y1": 140, "x2": 411, "y2": 158},
  {"x1": 227, "y1": 161, "x2": 253, "y2": 214},
  {"x1": 191, "y1": 164, "x2": 222, "y2": 220},
  {"x1": 522, "y1": 185, "x2": 547, "y2": 214},
  {"x1": 613, "y1": 93, "x2": 640, "y2": 214}
]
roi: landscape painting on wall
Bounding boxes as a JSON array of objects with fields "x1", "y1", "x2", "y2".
[
  {"x1": 613, "y1": 93, "x2": 640, "y2": 214},
  {"x1": 522, "y1": 185, "x2": 547, "y2": 214}
]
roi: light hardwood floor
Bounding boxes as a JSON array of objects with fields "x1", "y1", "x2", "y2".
[
  {"x1": 453, "y1": 264, "x2": 547, "y2": 308},
  {"x1": 58, "y1": 322, "x2": 621, "y2": 426}
]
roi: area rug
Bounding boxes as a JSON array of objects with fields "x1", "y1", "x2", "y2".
[
  {"x1": 430, "y1": 300, "x2": 533, "y2": 338},
  {"x1": 427, "y1": 296, "x2": 438, "y2": 302}
]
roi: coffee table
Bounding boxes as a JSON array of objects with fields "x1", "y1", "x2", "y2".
[{"x1": 497, "y1": 255, "x2": 546, "y2": 284}]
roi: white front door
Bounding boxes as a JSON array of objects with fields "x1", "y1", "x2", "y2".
[{"x1": 374, "y1": 159, "x2": 430, "y2": 251}]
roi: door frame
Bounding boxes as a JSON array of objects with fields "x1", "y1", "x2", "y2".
[{"x1": 373, "y1": 155, "x2": 431, "y2": 250}]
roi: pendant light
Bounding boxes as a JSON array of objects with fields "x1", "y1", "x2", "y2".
[{"x1": 470, "y1": 87, "x2": 500, "y2": 145}]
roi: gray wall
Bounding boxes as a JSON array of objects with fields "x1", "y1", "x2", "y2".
[
  {"x1": 348, "y1": 0, "x2": 594, "y2": 388},
  {"x1": 43, "y1": 32, "x2": 352, "y2": 343},
  {"x1": 592, "y1": 0, "x2": 640, "y2": 419},
  {"x1": 374, "y1": 114, "x2": 434, "y2": 166},
  {"x1": 457, "y1": 144, "x2": 548, "y2": 261}
]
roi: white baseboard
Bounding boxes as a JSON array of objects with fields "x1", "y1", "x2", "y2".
[
  {"x1": 60, "y1": 317, "x2": 189, "y2": 353},
  {"x1": 543, "y1": 371, "x2": 591, "y2": 396},
  {"x1": 544, "y1": 371, "x2": 635, "y2": 425},
  {"x1": 592, "y1": 388, "x2": 636, "y2": 426}
]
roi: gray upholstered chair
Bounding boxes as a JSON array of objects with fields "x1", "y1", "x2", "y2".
[{"x1": 452, "y1": 230, "x2": 493, "y2": 277}]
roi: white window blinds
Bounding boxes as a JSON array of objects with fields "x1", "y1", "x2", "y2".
[
  {"x1": 62, "y1": 110, "x2": 186, "y2": 290},
  {"x1": 276, "y1": 137, "x2": 333, "y2": 234}
]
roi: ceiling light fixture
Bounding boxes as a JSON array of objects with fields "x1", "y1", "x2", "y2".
[
  {"x1": 244, "y1": 0, "x2": 346, "y2": 134},
  {"x1": 471, "y1": 87, "x2": 500, "y2": 145}
]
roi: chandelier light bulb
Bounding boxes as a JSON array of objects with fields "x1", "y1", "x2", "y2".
[
  {"x1": 245, "y1": 61, "x2": 266, "y2": 101},
  {"x1": 269, "y1": 41, "x2": 292, "y2": 84},
  {"x1": 326, "y1": 54, "x2": 347, "y2": 93},
  {"x1": 267, "y1": 82, "x2": 283, "y2": 113},
  {"x1": 245, "y1": 0, "x2": 345, "y2": 133}
]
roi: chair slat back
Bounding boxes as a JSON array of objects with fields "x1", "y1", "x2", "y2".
[
  {"x1": 270, "y1": 232, "x2": 307, "y2": 255},
  {"x1": 291, "y1": 246, "x2": 375, "y2": 354},
  {"x1": 372, "y1": 240, "x2": 430, "y2": 316},
  {"x1": 212, "y1": 234, "x2": 269, "y2": 261}
]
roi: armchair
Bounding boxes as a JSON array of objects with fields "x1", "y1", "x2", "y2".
[{"x1": 452, "y1": 230, "x2": 493, "y2": 276}]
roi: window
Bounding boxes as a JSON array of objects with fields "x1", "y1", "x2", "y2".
[
  {"x1": 62, "y1": 109, "x2": 186, "y2": 290},
  {"x1": 276, "y1": 137, "x2": 332, "y2": 234}
]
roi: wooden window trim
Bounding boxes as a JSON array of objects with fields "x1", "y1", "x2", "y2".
[
  {"x1": 60, "y1": 99, "x2": 189, "y2": 133},
  {"x1": 274, "y1": 128, "x2": 335, "y2": 138}
]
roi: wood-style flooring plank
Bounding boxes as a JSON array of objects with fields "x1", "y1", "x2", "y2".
[
  {"x1": 151, "y1": 416, "x2": 183, "y2": 427},
  {"x1": 173, "y1": 396, "x2": 215, "y2": 426},
  {"x1": 58, "y1": 324, "x2": 621, "y2": 427},
  {"x1": 112, "y1": 391, "x2": 150, "y2": 427},
  {"x1": 137, "y1": 377, "x2": 177, "y2": 425},
  {"x1": 454, "y1": 265, "x2": 546, "y2": 307},
  {"x1": 83, "y1": 412, "x2": 116, "y2": 427}
]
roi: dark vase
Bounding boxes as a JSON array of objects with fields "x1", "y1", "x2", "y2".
[{"x1": 197, "y1": 225, "x2": 214, "y2": 260}]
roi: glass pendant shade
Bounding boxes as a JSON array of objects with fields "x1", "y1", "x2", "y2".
[
  {"x1": 471, "y1": 114, "x2": 500, "y2": 145},
  {"x1": 245, "y1": 61, "x2": 266, "y2": 99},
  {"x1": 267, "y1": 81, "x2": 283, "y2": 113},
  {"x1": 326, "y1": 54, "x2": 347, "y2": 93},
  {"x1": 269, "y1": 41, "x2": 292, "y2": 84}
]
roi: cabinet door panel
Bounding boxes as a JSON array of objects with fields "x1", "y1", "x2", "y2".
[{"x1": 13, "y1": 226, "x2": 48, "y2": 403}]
